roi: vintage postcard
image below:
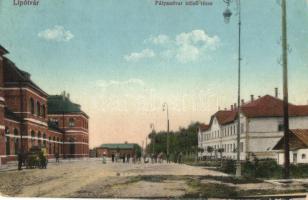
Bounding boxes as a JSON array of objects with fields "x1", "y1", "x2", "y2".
[{"x1": 0, "y1": 0, "x2": 308, "y2": 199}]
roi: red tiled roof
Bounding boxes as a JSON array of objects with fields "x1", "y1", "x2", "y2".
[
  {"x1": 199, "y1": 123, "x2": 210, "y2": 131},
  {"x1": 241, "y1": 95, "x2": 308, "y2": 118},
  {"x1": 209, "y1": 95, "x2": 308, "y2": 126}
]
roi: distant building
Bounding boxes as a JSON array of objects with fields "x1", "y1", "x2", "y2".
[
  {"x1": 273, "y1": 129, "x2": 308, "y2": 165},
  {"x1": 198, "y1": 94, "x2": 308, "y2": 161},
  {"x1": 0, "y1": 45, "x2": 89, "y2": 166},
  {"x1": 95, "y1": 143, "x2": 141, "y2": 158}
]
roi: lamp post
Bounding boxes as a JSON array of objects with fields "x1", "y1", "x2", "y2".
[
  {"x1": 281, "y1": 0, "x2": 290, "y2": 179},
  {"x1": 162, "y1": 103, "x2": 170, "y2": 160},
  {"x1": 150, "y1": 123, "x2": 155, "y2": 155},
  {"x1": 223, "y1": 0, "x2": 242, "y2": 177}
]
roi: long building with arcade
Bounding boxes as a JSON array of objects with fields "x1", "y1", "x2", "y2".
[{"x1": 0, "y1": 45, "x2": 89, "y2": 166}]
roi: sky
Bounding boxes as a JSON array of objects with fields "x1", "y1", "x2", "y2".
[{"x1": 0, "y1": 0, "x2": 307, "y2": 148}]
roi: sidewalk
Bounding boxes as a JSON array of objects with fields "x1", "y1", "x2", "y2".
[{"x1": 0, "y1": 157, "x2": 100, "y2": 172}]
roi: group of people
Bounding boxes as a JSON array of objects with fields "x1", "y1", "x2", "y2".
[{"x1": 106, "y1": 151, "x2": 183, "y2": 164}]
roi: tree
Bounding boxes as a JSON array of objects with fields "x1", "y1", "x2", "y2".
[
  {"x1": 217, "y1": 148, "x2": 225, "y2": 167},
  {"x1": 207, "y1": 146, "x2": 214, "y2": 158}
]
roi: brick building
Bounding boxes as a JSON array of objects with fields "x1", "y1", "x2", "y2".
[
  {"x1": 96, "y1": 143, "x2": 141, "y2": 158},
  {"x1": 0, "y1": 45, "x2": 89, "y2": 166}
]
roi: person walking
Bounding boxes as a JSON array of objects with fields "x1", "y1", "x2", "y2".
[
  {"x1": 166, "y1": 153, "x2": 170, "y2": 164},
  {"x1": 178, "y1": 152, "x2": 183, "y2": 164},
  {"x1": 17, "y1": 151, "x2": 23, "y2": 170},
  {"x1": 55, "y1": 152, "x2": 60, "y2": 163}
]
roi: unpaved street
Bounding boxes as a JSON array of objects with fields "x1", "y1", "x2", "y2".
[{"x1": 0, "y1": 159, "x2": 307, "y2": 198}]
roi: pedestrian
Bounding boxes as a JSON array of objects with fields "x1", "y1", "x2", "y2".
[
  {"x1": 55, "y1": 152, "x2": 59, "y2": 163},
  {"x1": 111, "y1": 154, "x2": 115, "y2": 162},
  {"x1": 17, "y1": 151, "x2": 23, "y2": 170},
  {"x1": 127, "y1": 154, "x2": 130, "y2": 163},
  {"x1": 123, "y1": 154, "x2": 126, "y2": 163},
  {"x1": 178, "y1": 152, "x2": 182, "y2": 164},
  {"x1": 166, "y1": 153, "x2": 170, "y2": 163}
]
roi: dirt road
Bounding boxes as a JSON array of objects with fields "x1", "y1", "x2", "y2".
[{"x1": 0, "y1": 159, "x2": 306, "y2": 198}]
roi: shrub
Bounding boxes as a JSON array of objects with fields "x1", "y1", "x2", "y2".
[
  {"x1": 255, "y1": 159, "x2": 282, "y2": 178},
  {"x1": 220, "y1": 159, "x2": 236, "y2": 174},
  {"x1": 290, "y1": 164, "x2": 308, "y2": 178}
]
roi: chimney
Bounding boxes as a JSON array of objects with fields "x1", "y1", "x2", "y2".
[
  {"x1": 231, "y1": 105, "x2": 234, "y2": 110},
  {"x1": 224, "y1": 108, "x2": 227, "y2": 111},
  {"x1": 258, "y1": 95, "x2": 261, "y2": 99},
  {"x1": 250, "y1": 95, "x2": 254, "y2": 102},
  {"x1": 241, "y1": 99, "x2": 245, "y2": 105},
  {"x1": 275, "y1": 88, "x2": 278, "y2": 98}
]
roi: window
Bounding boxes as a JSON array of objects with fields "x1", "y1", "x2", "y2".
[
  {"x1": 241, "y1": 123, "x2": 244, "y2": 134},
  {"x1": 49, "y1": 137, "x2": 52, "y2": 154},
  {"x1": 278, "y1": 123, "x2": 284, "y2": 131},
  {"x1": 38, "y1": 132, "x2": 42, "y2": 146},
  {"x1": 5, "y1": 128, "x2": 10, "y2": 155},
  {"x1": 14, "y1": 129, "x2": 19, "y2": 155},
  {"x1": 42, "y1": 105, "x2": 46, "y2": 118},
  {"x1": 30, "y1": 98, "x2": 35, "y2": 114},
  {"x1": 31, "y1": 131, "x2": 35, "y2": 145},
  {"x1": 69, "y1": 118, "x2": 75, "y2": 127},
  {"x1": 43, "y1": 133, "x2": 46, "y2": 146},
  {"x1": 302, "y1": 154, "x2": 306, "y2": 159},
  {"x1": 36, "y1": 101, "x2": 41, "y2": 116},
  {"x1": 240, "y1": 142, "x2": 244, "y2": 152}
]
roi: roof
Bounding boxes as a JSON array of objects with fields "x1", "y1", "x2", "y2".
[
  {"x1": 47, "y1": 95, "x2": 89, "y2": 118},
  {"x1": 208, "y1": 95, "x2": 308, "y2": 127},
  {"x1": 98, "y1": 143, "x2": 137, "y2": 149},
  {"x1": 3, "y1": 57, "x2": 48, "y2": 97},
  {"x1": 241, "y1": 95, "x2": 308, "y2": 118},
  {"x1": 199, "y1": 123, "x2": 210, "y2": 132},
  {"x1": 273, "y1": 129, "x2": 308, "y2": 150},
  {"x1": 0, "y1": 45, "x2": 9, "y2": 55}
]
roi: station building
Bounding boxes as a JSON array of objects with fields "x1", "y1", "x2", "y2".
[{"x1": 0, "y1": 45, "x2": 89, "y2": 166}]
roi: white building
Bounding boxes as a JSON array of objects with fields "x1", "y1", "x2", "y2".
[
  {"x1": 273, "y1": 129, "x2": 308, "y2": 165},
  {"x1": 198, "y1": 94, "x2": 308, "y2": 161}
]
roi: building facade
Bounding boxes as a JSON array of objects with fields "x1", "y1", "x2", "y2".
[
  {"x1": 95, "y1": 143, "x2": 141, "y2": 158},
  {"x1": 198, "y1": 94, "x2": 308, "y2": 161},
  {"x1": 0, "y1": 45, "x2": 89, "y2": 166}
]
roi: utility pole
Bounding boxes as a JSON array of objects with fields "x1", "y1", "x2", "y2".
[
  {"x1": 163, "y1": 103, "x2": 169, "y2": 156},
  {"x1": 222, "y1": 0, "x2": 242, "y2": 177},
  {"x1": 281, "y1": 0, "x2": 290, "y2": 179}
]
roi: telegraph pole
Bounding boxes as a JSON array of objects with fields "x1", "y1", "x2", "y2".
[{"x1": 281, "y1": 0, "x2": 290, "y2": 179}]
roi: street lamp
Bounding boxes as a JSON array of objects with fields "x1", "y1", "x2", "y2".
[
  {"x1": 223, "y1": 0, "x2": 242, "y2": 177},
  {"x1": 162, "y1": 103, "x2": 170, "y2": 161},
  {"x1": 150, "y1": 123, "x2": 155, "y2": 155}
]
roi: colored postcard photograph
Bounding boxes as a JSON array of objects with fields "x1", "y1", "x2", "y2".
[{"x1": 0, "y1": 0, "x2": 308, "y2": 199}]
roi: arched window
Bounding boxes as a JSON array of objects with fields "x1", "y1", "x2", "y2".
[
  {"x1": 38, "y1": 131, "x2": 42, "y2": 146},
  {"x1": 30, "y1": 98, "x2": 35, "y2": 114},
  {"x1": 37, "y1": 101, "x2": 41, "y2": 116},
  {"x1": 5, "y1": 127, "x2": 10, "y2": 155},
  {"x1": 43, "y1": 133, "x2": 46, "y2": 147},
  {"x1": 53, "y1": 136, "x2": 56, "y2": 154},
  {"x1": 31, "y1": 131, "x2": 35, "y2": 145},
  {"x1": 49, "y1": 137, "x2": 52, "y2": 154},
  {"x1": 302, "y1": 154, "x2": 306, "y2": 159},
  {"x1": 69, "y1": 118, "x2": 75, "y2": 127},
  {"x1": 42, "y1": 105, "x2": 46, "y2": 118},
  {"x1": 14, "y1": 129, "x2": 19, "y2": 155}
]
